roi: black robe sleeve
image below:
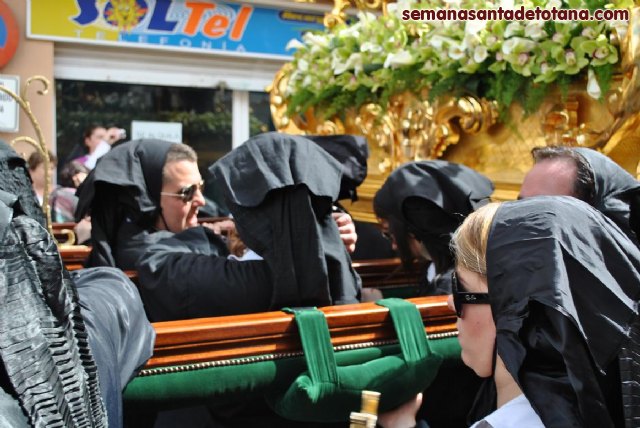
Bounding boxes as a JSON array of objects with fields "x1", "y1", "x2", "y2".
[{"x1": 136, "y1": 226, "x2": 273, "y2": 322}]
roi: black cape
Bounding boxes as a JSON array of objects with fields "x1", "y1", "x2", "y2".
[
  {"x1": 484, "y1": 196, "x2": 640, "y2": 427},
  {"x1": 575, "y1": 148, "x2": 640, "y2": 244},
  {"x1": 211, "y1": 132, "x2": 361, "y2": 308},
  {"x1": 0, "y1": 142, "x2": 154, "y2": 428},
  {"x1": 374, "y1": 161, "x2": 493, "y2": 293},
  {"x1": 75, "y1": 139, "x2": 175, "y2": 267}
]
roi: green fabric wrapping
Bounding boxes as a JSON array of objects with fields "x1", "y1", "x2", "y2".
[{"x1": 266, "y1": 298, "x2": 444, "y2": 422}]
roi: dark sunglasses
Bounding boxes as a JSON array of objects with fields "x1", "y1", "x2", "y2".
[
  {"x1": 451, "y1": 271, "x2": 490, "y2": 318},
  {"x1": 161, "y1": 180, "x2": 204, "y2": 203}
]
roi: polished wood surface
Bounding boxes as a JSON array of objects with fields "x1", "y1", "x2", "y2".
[{"x1": 146, "y1": 295, "x2": 455, "y2": 369}]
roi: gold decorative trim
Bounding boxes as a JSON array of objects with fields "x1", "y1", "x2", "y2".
[{"x1": 0, "y1": 76, "x2": 53, "y2": 236}]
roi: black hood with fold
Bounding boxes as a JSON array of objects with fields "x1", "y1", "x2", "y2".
[
  {"x1": 75, "y1": 139, "x2": 175, "y2": 267},
  {"x1": 306, "y1": 134, "x2": 369, "y2": 201},
  {"x1": 210, "y1": 132, "x2": 361, "y2": 309},
  {"x1": 484, "y1": 196, "x2": 640, "y2": 427},
  {"x1": 374, "y1": 160, "x2": 493, "y2": 275},
  {"x1": 575, "y1": 148, "x2": 640, "y2": 244}
]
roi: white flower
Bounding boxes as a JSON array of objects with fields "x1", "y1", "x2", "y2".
[
  {"x1": 500, "y1": 0, "x2": 514, "y2": 9},
  {"x1": 544, "y1": 0, "x2": 562, "y2": 10},
  {"x1": 448, "y1": 42, "x2": 466, "y2": 60},
  {"x1": 504, "y1": 22, "x2": 523, "y2": 38},
  {"x1": 473, "y1": 45, "x2": 489, "y2": 63},
  {"x1": 466, "y1": 20, "x2": 487, "y2": 35},
  {"x1": 565, "y1": 50, "x2": 577, "y2": 66},
  {"x1": 587, "y1": 68, "x2": 601, "y2": 99},
  {"x1": 384, "y1": 50, "x2": 415, "y2": 68},
  {"x1": 297, "y1": 59, "x2": 309, "y2": 72},
  {"x1": 502, "y1": 37, "x2": 536, "y2": 54},
  {"x1": 302, "y1": 33, "x2": 329, "y2": 48},
  {"x1": 581, "y1": 27, "x2": 597, "y2": 39},
  {"x1": 286, "y1": 38, "x2": 305, "y2": 51},
  {"x1": 361, "y1": 42, "x2": 383, "y2": 53},
  {"x1": 524, "y1": 22, "x2": 545, "y2": 40}
]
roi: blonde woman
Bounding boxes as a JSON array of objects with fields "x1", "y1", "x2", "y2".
[{"x1": 381, "y1": 196, "x2": 640, "y2": 427}]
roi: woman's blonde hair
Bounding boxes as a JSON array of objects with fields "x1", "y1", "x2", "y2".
[{"x1": 451, "y1": 202, "x2": 502, "y2": 276}]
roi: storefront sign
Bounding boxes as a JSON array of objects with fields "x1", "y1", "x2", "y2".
[
  {"x1": 0, "y1": 75, "x2": 19, "y2": 132},
  {"x1": 27, "y1": 0, "x2": 325, "y2": 59},
  {"x1": 131, "y1": 120, "x2": 182, "y2": 143}
]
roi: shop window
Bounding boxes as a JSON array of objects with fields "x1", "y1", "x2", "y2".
[
  {"x1": 56, "y1": 79, "x2": 233, "y2": 215},
  {"x1": 249, "y1": 91, "x2": 275, "y2": 136}
]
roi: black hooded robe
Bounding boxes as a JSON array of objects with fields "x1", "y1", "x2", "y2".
[
  {"x1": 211, "y1": 132, "x2": 361, "y2": 309},
  {"x1": 374, "y1": 160, "x2": 494, "y2": 295},
  {"x1": 575, "y1": 147, "x2": 640, "y2": 245},
  {"x1": 479, "y1": 196, "x2": 640, "y2": 427}
]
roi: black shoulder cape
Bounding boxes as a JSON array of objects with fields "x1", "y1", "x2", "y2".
[
  {"x1": 211, "y1": 132, "x2": 361, "y2": 308},
  {"x1": 575, "y1": 148, "x2": 640, "y2": 244},
  {"x1": 485, "y1": 196, "x2": 640, "y2": 427},
  {"x1": 75, "y1": 139, "x2": 175, "y2": 267}
]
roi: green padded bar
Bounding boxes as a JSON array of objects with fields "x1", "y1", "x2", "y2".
[
  {"x1": 267, "y1": 299, "x2": 446, "y2": 422},
  {"x1": 124, "y1": 341, "x2": 461, "y2": 407}
]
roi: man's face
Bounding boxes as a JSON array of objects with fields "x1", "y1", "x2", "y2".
[
  {"x1": 157, "y1": 160, "x2": 205, "y2": 233},
  {"x1": 519, "y1": 159, "x2": 577, "y2": 199}
]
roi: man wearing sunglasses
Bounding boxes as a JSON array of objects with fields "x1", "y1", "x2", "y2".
[{"x1": 77, "y1": 138, "x2": 359, "y2": 321}]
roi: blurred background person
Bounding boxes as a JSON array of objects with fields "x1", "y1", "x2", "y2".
[
  {"x1": 27, "y1": 149, "x2": 56, "y2": 205},
  {"x1": 63, "y1": 124, "x2": 109, "y2": 171}
]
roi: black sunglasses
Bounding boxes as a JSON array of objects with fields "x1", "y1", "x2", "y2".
[
  {"x1": 451, "y1": 271, "x2": 490, "y2": 318},
  {"x1": 161, "y1": 180, "x2": 204, "y2": 203}
]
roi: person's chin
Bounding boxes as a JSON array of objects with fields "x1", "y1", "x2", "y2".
[{"x1": 186, "y1": 217, "x2": 199, "y2": 228}]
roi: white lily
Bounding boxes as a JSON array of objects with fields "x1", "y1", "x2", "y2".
[
  {"x1": 544, "y1": 0, "x2": 562, "y2": 9},
  {"x1": 384, "y1": 50, "x2": 415, "y2": 68},
  {"x1": 524, "y1": 22, "x2": 545, "y2": 40},
  {"x1": 361, "y1": 42, "x2": 383, "y2": 53},
  {"x1": 587, "y1": 68, "x2": 601, "y2": 99},
  {"x1": 286, "y1": 38, "x2": 305, "y2": 51},
  {"x1": 297, "y1": 59, "x2": 309, "y2": 72},
  {"x1": 502, "y1": 37, "x2": 536, "y2": 55},
  {"x1": 474, "y1": 45, "x2": 489, "y2": 63},
  {"x1": 504, "y1": 22, "x2": 523, "y2": 38}
]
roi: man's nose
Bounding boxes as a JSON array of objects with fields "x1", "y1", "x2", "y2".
[{"x1": 192, "y1": 188, "x2": 206, "y2": 206}]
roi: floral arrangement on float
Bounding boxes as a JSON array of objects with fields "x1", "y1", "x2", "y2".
[
  {"x1": 269, "y1": 0, "x2": 640, "y2": 220},
  {"x1": 283, "y1": 0, "x2": 631, "y2": 120}
]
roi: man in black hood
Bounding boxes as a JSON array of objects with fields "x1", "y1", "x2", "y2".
[{"x1": 520, "y1": 145, "x2": 640, "y2": 244}]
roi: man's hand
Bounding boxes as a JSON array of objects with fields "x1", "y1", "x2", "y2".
[
  {"x1": 333, "y1": 212, "x2": 357, "y2": 253},
  {"x1": 202, "y1": 219, "x2": 236, "y2": 235}
]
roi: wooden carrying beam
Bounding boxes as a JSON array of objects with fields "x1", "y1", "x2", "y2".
[{"x1": 145, "y1": 295, "x2": 456, "y2": 369}]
